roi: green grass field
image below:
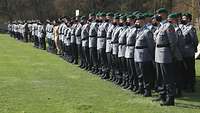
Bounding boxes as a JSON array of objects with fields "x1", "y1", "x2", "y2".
[{"x1": 0, "y1": 34, "x2": 200, "y2": 113}]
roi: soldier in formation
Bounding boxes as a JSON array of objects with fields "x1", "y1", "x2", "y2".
[{"x1": 8, "y1": 8, "x2": 199, "y2": 106}]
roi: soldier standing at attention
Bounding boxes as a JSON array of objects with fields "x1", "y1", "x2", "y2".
[
  {"x1": 111, "y1": 14, "x2": 123, "y2": 84},
  {"x1": 108, "y1": 14, "x2": 119, "y2": 81},
  {"x1": 89, "y1": 13, "x2": 99, "y2": 74},
  {"x1": 105, "y1": 12, "x2": 114, "y2": 79},
  {"x1": 124, "y1": 14, "x2": 137, "y2": 90},
  {"x1": 75, "y1": 17, "x2": 84, "y2": 68},
  {"x1": 134, "y1": 14, "x2": 155, "y2": 96},
  {"x1": 81, "y1": 16, "x2": 90, "y2": 70},
  {"x1": 180, "y1": 13, "x2": 199, "y2": 92},
  {"x1": 97, "y1": 12, "x2": 109, "y2": 78},
  {"x1": 70, "y1": 17, "x2": 78, "y2": 64},
  {"x1": 167, "y1": 13, "x2": 185, "y2": 97},
  {"x1": 154, "y1": 8, "x2": 176, "y2": 106},
  {"x1": 117, "y1": 15, "x2": 128, "y2": 85}
]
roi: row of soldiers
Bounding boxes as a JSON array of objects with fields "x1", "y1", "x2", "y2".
[{"x1": 8, "y1": 8, "x2": 199, "y2": 106}]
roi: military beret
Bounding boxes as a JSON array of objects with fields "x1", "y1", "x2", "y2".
[
  {"x1": 133, "y1": 11, "x2": 140, "y2": 15},
  {"x1": 119, "y1": 13, "x2": 124, "y2": 17},
  {"x1": 156, "y1": 8, "x2": 168, "y2": 14},
  {"x1": 136, "y1": 14, "x2": 145, "y2": 20},
  {"x1": 143, "y1": 13, "x2": 149, "y2": 18},
  {"x1": 113, "y1": 15, "x2": 119, "y2": 19},
  {"x1": 99, "y1": 12, "x2": 106, "y2": 17},
  {"x1": 80, "y1": 16, "x2": 86, "y2": 20},
  {"x1": 168, "y1": 13, "x2": 177, "y2": 19},
  {"x1": 120, "y1": 16, "x2": 126, "y2": 21},
  {"x1": 106, "y1": 12, "x2": 114, "y2": 17},
  {"x1": 127, "y1": 15, "x2": 136, "y2": 19},
  {"x1": 147, "y1": 13, "x2": 154, "y2": 17},
  {"x1": 183, "y1": 12, "x2": 192, "y2": 20},
  {"x1": 176, "y1": 12, "x2": 182, "y2": 18},
  {"x1": 183, "y1": 12, "x2": 192, "y2": 17},
  {"x1": 89, "y1": 12, "x2": 95, "y2": 17}
]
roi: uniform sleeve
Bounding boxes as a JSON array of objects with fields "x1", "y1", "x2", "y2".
[
  {"x1": 166, "y1": 25, "x2": 177, "y2": 58},
  {"x1": 189, "y1": 27, "x2": 199, "y2": 52},
  {"x1": 176, "y1": 29, "x2": 185, "y2": 55},
  {"x1": 146, "y1": 31, "x2": 155, "y2": 59}
]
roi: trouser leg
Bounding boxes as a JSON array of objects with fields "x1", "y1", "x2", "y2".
[{"x1": 159, "y1": 63, "x2": 175, "y2": 106}]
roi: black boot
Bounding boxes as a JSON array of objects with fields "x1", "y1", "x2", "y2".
[
  {"x1": 152, "y1": 94, "x2": 165, "y2": 102},
  {"x1": 160, "y1": 96, "x2": 175, "y2": 106},
  {"x1": 143, "y1": 90, "x2": 152, "y2": 97},
  {"x1": 175, "y1": 88, "x2": 182, "y2": 98},
  {"x1": 120, "y1": 79, "x2": 126, "y2": 87}
]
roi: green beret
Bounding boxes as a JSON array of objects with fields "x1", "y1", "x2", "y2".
[
  {"x1": 156, "y1": 8, "x2": 168, "y2": 14},
  {"x1": 143, "y1": 13, "x2": 149, "y2": 18},
  {"x1": 120, "y1": 16, "x2": 126, "y2": 21},
  {"x1": 168, "y1": 13, "x2": 177, "y2": 19},
  {"x1": 127, "y1": 15, "x2": 136, "y2": 19},
  {"x1": 113, "y1": 15, "x2": 119, "y2": 19},
  {"x1": 183, "y1": 12, "x2": 192, "y2": 20},
  {"x1": 147, "y1": 13, "x2": 154, "y2": 17},
  {"x1": 176, "y1": 12, "x2": 182, "y2": 17},
  {"x1": 106, "y1": 12, "x2": 114, "y2": 17},
  {"x1": 80, "y1": 16, "x2": 86, "y2": 20},
  {"x1": 89, "y1": 12, "x2": 95, "y2": 17},
  {"x1": 183, "y1": 12, "x2": 192, "y2": 17},
  {"x1": 136, "y1": 14, "x2": 145, "y2": 20},
  {"x1": 99, "y1": 12, "x2": 106, "y2": 17},
  {"x1": 133, "y1": 11, "x2": 140, "y2": 15}
]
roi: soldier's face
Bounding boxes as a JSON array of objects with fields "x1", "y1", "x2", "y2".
[
  {"x1": 135, "y1": 19, "x2": 144, "y2": 26},
  {"x1": 168, "y1": 18, "x2": 176, "y2": 24},
  {"x1": 106, "y1": 16, "x2": 112, "y2": 21},
  {"x1": 182, "y1": 16, "x2": 187, "y2": 21},
  {"x1": 112, "y1": 19, "x2": 119, "y2": 24},
  {"x1": 119, "y1": 19, "x2": 124, "y2": 24},
  {"x1": 158, "y1": 13, "x2": 167, "y2": 20}
]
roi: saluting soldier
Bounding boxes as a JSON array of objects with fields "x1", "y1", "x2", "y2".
[{"x1": 154, "y1": 8, "x2": 176, "y2": 106}]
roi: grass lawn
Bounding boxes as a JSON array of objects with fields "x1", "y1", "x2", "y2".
[{"x1": 0, "y1": 33, "x2": 200, "y2": 113}]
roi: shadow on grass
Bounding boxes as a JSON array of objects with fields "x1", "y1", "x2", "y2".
[{"x1": 175, "y1": 76, "x2": 200, "y2": 109}]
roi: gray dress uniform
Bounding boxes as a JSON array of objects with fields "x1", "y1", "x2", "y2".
[
  {"x1": 111, "y1": 25, "x2": 123, "y2": 82},
  {"x1": 63, "y1": 27, "x2": 71, "y2": 61},
  {"x1": 181, "y1": 23, "x2": 199, "y2": 91},
  {"x1": 32, "y1": 23, "x2": 39, "y2": 47},
  {"x1": 97, "y1": 22, "x2": 109, "y2": 77},
  {"x1": 75, "y1": 23, "x2": 83, "y2": 67},
  {"x1": 81, "y1": 23, "x2": 90, "y2": 69},
  {"x1": 89, "y1": 21, "x2": 99, "y2": 73},
  {"x1": 155, "y1": 21, "x2": 176, "y2": 104},
  {"x1": 173, "y1": 25, "x2": 185, "y2": 96},
  {"x1": 59, "y1": 23, "x2": 67, "y2": 55},
  {"x1": 118, "y1": 26, "x2": 128, "y2": 84},
  {"x1": 134, "y1": 26, "x2": 155, "y2": 96},
  {"x1": 106, "y1": 23, "x2": 115, "y2": 79},
  {"x1": 124, "y1": 26, "x2": 137, "y2": 89},
  {"x1": 70, "y1": 23, "x2": 78, "y2": 64}
]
